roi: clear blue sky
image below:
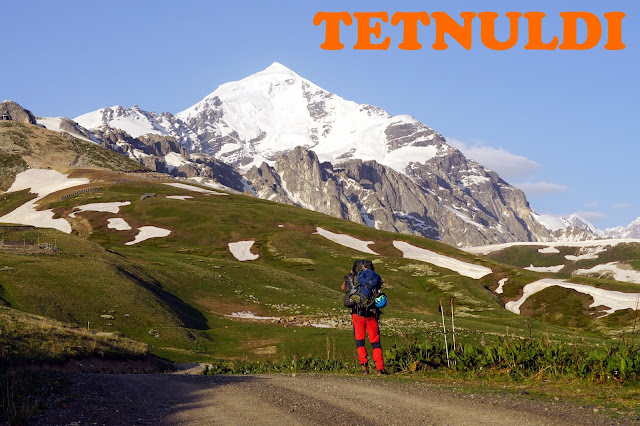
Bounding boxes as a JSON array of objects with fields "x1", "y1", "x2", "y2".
[{"x1": 1, "y1": 0, "x2": 637, "y2": 229}]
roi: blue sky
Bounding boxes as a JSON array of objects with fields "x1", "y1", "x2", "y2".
[{"x1": 1, "y1": 0, "x2": 637, "y2": 229}]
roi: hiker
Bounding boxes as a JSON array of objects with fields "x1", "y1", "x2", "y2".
[{"x1": 342, "y1": 260, "x2": 387, "y2": 374}]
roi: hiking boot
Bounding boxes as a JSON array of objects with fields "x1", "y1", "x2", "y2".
[{"x1": 361, "y1": 364, "x2": 369, "y2": 374}]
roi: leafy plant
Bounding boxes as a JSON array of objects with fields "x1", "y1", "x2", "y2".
[{"x1": 383, "y1": 335, "x2": 640, "y2": 383}]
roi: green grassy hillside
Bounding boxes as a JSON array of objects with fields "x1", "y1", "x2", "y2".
[
  {"x1": 0, "y1": 178, "x2": 630, "y2": 363},
  {"x1": 1, "y1": 122, "x2": 639, "y2": 363},
  {"x1": 483, "y1": 243, "x2": 640, "y2": 332}
]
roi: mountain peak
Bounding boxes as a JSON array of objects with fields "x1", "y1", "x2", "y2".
[{"x1": 263, "y1": 62, "x2": 294, "y2": 74}]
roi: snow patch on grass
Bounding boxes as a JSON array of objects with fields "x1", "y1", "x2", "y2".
[
  {"x1": 163, "y1": 182, "x2": 227, "y2": 195},
  {"x1": 496, "y1": 278, "x2": 508, "y2": 294},
  {"x1": 0, "y1": 169, "x2": 90, "y2": 233},
  {"x1": 124, "y1": 226, "x2": 171, "y2": 245},
  {"x1": 393, "y1": 241, "x2": 492, "y2": 279},
  {"x1": 166, "y1": 195, "x2": 193, "y2": 200},
  {"x1": 228, "y1": 240, "x2": 259, "y2": 261},
  {"x1": 573, "y1": 262, "x2": 640, "y2": 285},
  {"x1": 107, "y1": 218, "x2": 132, "y2": 231},
  {"x1": 524, "y1": 264, "x2": 564, "y2": 273},
  {"x1": 565, "y1": 246, "x2": 606, "y2": 261},
  {"x1": 538, "y1": 247, "x2": 560, "y2": 254},
  {"x1": 314, "y1": 227, "x2": 378, "y2": 255},
  {"x1": 69, "y1": 201, "x2": 130, "y2": 218},
  {"x1": 505, "y1": 278, "x2": 640, "y2": 316},
  {"x1": 464, "y1": 239, "x2": 640, "y2": 255}
]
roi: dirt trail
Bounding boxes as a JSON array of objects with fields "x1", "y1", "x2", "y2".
[{"x1": 32, "y1": 373, "x2": 619, "y2": 425}]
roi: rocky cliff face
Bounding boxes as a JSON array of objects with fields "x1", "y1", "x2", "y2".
[
  {"x1": 0, "y1": 101, "x2": 37, "y2": 124},
  {"x1": 248, "y1": 146, "x2": 553, "y2": 246}
]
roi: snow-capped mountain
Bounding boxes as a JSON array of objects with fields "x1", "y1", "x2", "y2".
[
  {"x1": 174, "y1": 62, "x2": 451, "y2": 172},
  {"x1": 605, "y1": 217, "x2": 640, "y2": 239},
  {"x1": 532, "y1": 213, "x2": 604, "y2": 242},
  {"x1": 39, "y1": 111, "x2": 247, "y2": 193},
  {"x1": 55, "y1": 63, "x2": 632, "y2": 246},
  {"x1": 63, "y1": 63, "x2": 556, "y2": 245},
  {"x1": 75, "y1": 105, "x2": 168, "y2": 139},
  {"x1": 74, "y1": 63, "x2": 454, "y2": 174}
]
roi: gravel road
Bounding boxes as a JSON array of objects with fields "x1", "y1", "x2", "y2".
[{"x1": 31, "y1": 373, "x2": 624, "y2": 425}]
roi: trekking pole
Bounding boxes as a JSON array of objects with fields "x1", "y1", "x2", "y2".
[
  {"x1": 439, "y1": 297, "x2": 450, "y2": 367},
  {"x1": 450, "y1": 296, "x2": 457, "y2": 366},
  {"x1": 450, "y1": 296, "x2": 456, "y2": 350}
]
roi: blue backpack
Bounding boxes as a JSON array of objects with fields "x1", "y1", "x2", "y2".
[{"x1": 349, "y1": 269, "x2": 382, "y2": 307}]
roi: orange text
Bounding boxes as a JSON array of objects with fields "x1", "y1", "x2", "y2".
[{"x1": 313, "y1": 11, "x2": 626, "y2": 50}]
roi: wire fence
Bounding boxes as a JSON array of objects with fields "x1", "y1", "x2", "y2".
[{"x1": 60, "y1": 187, "x2": 103, "y2": 201}]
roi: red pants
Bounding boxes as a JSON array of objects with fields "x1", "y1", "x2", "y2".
[{"x1": 352, "y1": 313, "x2": 384, "y2": 371}]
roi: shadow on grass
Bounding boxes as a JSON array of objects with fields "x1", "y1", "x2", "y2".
[{"x1": 115, "y1": 266, "x2": 209, "y2": 330}]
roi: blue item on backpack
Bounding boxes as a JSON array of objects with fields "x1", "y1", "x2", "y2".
[{"x1": 374, "y1": 293, "x2": 388, "y2": 308}]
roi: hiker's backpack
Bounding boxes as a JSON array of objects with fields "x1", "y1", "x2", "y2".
[
  {"x1": 344, "y1": 259, "x2": 375, "y2": 308},
  {"x1": 349, "y1": 268, "x2": 382, "y2": 308}
]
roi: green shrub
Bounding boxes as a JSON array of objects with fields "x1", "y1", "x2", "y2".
[{"x1": 383, "y1": 336, "x2": 640, "y2": 383}]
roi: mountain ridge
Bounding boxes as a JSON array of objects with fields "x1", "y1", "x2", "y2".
[{"x1": 8, "y1": 63, "x2": 634, "y2": 246}]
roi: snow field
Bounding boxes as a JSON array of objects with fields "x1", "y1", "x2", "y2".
[
  {"x1": 164, "y1": 152, "x2": 190, "y2": 170},
  {"x1": 36, "y1": 117, "x2": 95, "y2": 143},
  {"x1": 573, "y1": 262, "x2": 640, "y2": 285},
  {"x1": 125, "y1": 226, "x2": 171, "y2": 245},
  {"x1": 107, "y1": 218, "x2": 132, "y2": 231},
  {"x1": 163, "y1": 182, "x2": 227, "y2": 195},
  {"x1": 314, "y1": 227, "x2": 378, "y2": 255},
  {"x1": 166, "y1": 195, "x2": 194, "y2": 200},
  {"x1": 228, "y1": 240, "x2": 259, "y2": 261},
  {"x1": 0, "y1": 169, "x2": 90, "y2": 233},
  {"x1": 524, "y1": 265, "x2": 564, "y2": 273},
  {"x1": 505, "y1": 278, "x2": 640, "y2": 316},
  {"x1": 312, "y1": 227, "x2": 492, "y2": 278},
  {"x1": 464, "y1": 239, "x2": 640, "y2": 256},
  {"x1": 564, "y1": 246, "x2": 606, "y2": 261},
  {"x1": 68, "y1": 201, "x2": 131, "y2": 218},
  {"x1": 4, "y1": 169, "x2": 90, "y2": 198},
  {"x1": 175, "y1": 62, "x2": 446, "y2": 174},
  {"x1": 74, "y1": 106, "x2": 166, "y2": 139},
  {"x1": 393, "y1": 241, "x2": 493, "y2": 279},
  {"x1": 496, "y1": 278, "x2": 508, "y2": 294},
  {"x1": 189, "y1": 177, "x2": 237, "y2": 193},
  {"x1": 538, "y1": 247, "x2": 560, "y2": 254}
]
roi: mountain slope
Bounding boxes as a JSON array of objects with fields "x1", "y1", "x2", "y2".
[
  {"x1": 247, "y1": 146, "x2": 551, "y2": 246},
  {"x1": 533, "y1": 213, "x2": 605, "y2": 242},
  {"x1": 71, "y1": 64, "x2": 558, "y2": 246},
  {"x1": 606, "y1": 217, "x2": 640, "y2": 239},
  {"x1": 2, "y1": 124, "x2": 639, "y2": 363}
]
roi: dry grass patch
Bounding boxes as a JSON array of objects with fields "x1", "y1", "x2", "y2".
[{"x1": 0, "y1": 306, "x2": 148, "y2": 364}]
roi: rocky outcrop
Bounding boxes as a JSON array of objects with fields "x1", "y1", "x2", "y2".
[
  {"x1": 56, "y1": 117, "x2": 96, "y2": 140},
  {"x1": 248, "y1": 146, "x2": 553, "y2": 246},
  {"x1": 605, "y1": 218, "x2": 640, "y2": 239},
  {"x1": 179, "y1": 153, "x2": 247, "y2": 192},
  {"x1": 0, "y1": 101, "x2": 37, "y2": 124},
  {"x1": 406, "y1": 147, "x2": 551, "y2": 243}
]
